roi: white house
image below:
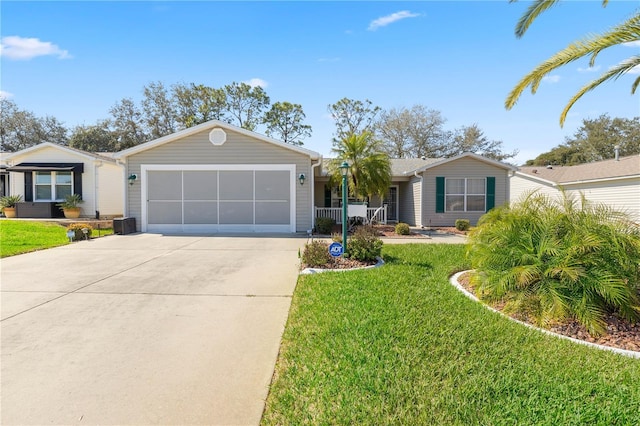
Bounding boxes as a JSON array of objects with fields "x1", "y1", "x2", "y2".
[
  {"x1": 511, "y1": 155, "x2": 640, "y2": 223},
  {"x1": 2, "y1": 142, "x2": 124, "y2": 218}
]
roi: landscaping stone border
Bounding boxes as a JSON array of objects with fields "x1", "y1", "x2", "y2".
[
  {"x1": 300, "y1": 257, "x2": 384, "y2": 275},
  {"x1": 450, "y1": 271, "x2": 640, "y2": 359}
]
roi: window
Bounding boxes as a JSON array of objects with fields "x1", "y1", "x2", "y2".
[
  {"x1": 445, "y1": 178, "x2": 485, "y2": 212},
  {"x1": 34, "y1": 171, "x2": 73, "y2": 201}
]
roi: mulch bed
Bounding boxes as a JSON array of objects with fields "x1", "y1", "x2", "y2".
[
  {"x1": 457, "y1": 272, "x2": 640, "y2": 353},
  {"x1": 302, "y1": 256, "x2": 378, "y2": 271}
]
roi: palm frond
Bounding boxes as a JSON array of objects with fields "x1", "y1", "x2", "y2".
[
  {"x1": 506, "y1": 13, "x2": 640, "y2": 110},
  {"x1": 513, "y1": 0, "x2": 562, "y2": 38},
  {"x1": 559, "y1": 55, "x2": 640, "y2": 125}
]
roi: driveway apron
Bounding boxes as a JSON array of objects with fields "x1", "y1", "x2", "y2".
[{"x1": 1, "y1": 233, "x2": 307, "y2": 425}]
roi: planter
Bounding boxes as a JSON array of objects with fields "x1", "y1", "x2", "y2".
[
  {"x1": 3, "y1": 207, "x2": 16, "y2": 218},
  {"x1": 63, "y1": 207, "x2": 81, "y2": 219}
]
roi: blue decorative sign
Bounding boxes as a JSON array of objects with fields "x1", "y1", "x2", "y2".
[{"x1": 328, "y1": 242, "x2": 344, "y2": 257}]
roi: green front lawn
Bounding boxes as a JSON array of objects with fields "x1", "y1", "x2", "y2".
[
  {"x1": 0, "y1": 220, "x2": 113, "y2": 257},
  {"x1": 263, "y1": 244, "x2": 640, "y2": 425},
  {"x1": 0, "y1": 220, "x2": 70, "y2": 257}
]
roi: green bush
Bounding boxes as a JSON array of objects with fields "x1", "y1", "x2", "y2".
[
  {"x1": 66, "y1": 223, "x2": 93, "y2": 241},
  {"x1": 395, "y1": 222, "x2": 410, "y2": 235},
  {"x1": 315, "y1": 217, "x2": 335, "y2": 235},
  {"x1": 467, "y1": 191, "x2": 640, "y2": 336},
  {"x1": 455, "y1": 219, "x2": 470, "y2": 231},
  {"x1": 348, "y1": 225, "x2": 383, "y2": 261},
  {"x1": 301, "y1": 241, "x2": 333, "y2": 268}
]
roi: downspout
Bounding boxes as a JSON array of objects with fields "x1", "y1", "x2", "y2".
[
  {"x1": 94, "y1": 160, "x2": 103, "y2": 219},
  {"x1": 414, "y1": 171, "x2": 424, "y2": 228},
  {"x1": 310, "y1": 158, "x2": 322, "y2": 231},
  {"x1": 116, "y1": 159, "x2": 128, "y2": 217}
]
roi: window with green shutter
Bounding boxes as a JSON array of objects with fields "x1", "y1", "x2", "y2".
[{"x1": 436, "y1": 177, "x2": 445, "y2": 213}]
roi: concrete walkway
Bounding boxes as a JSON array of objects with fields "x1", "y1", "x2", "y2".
[{"x1": 1, "y1": 234, "x2": 307, "y2": 425}]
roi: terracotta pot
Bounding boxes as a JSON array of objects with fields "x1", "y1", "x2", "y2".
[
  {"x1": 63, "y1": 207, "x2": 81, "y2": 219},
  {"x1": 3, "y1": 207, "x2": 16, "y2": 218}
]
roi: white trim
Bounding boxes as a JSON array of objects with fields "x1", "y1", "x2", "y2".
[
  {"x1": 114, "y1": 120, "x2": 320, "y2": 160},
  {"x1": 141, "y1": 164, "x2": 296, "y2": 233}
]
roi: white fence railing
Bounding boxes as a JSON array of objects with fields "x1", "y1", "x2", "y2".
[{"x1": 314, "y1": 205, "x2": 387, "y2": 225}]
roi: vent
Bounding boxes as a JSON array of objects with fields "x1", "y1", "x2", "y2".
[{"x1": 209, "y1": 128, "x2": 227, "y2": 146}]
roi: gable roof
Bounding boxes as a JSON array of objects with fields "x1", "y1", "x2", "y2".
[
  {"x1": 410, "y1": 152, "x2": 517, "y2": 174},
  {"x1": 113, "y1": 120, "x2": 321, "y2": 160},
  {"x1": 2, "y1": 142, "x2": 116, "y2": 163},
  {"x1": 517, "y1": 155, "x2": 640, "y2": 185}
]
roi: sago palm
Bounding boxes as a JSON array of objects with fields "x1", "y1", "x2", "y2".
[
  {"x1": 505, "y1": 0, "x2": 640, "y2": 126},
  {"x1": 328, "y1": 132, "x2": 392, "y2": 200},
  {"x1": 467, "y1": 190, "x2": 640, "y2": 336}
]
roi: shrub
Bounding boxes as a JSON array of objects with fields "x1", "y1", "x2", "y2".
[
  {"x1": 395, "y1": 222, "x2": 410, "y2": 235},
  {"x1": 455, "y1": 219, "x2": 470, "y2": 231},
  {"x1": 66, "y1": 223, "x2": 93, "y2": 241},
  {"x1": 467, "y1": 191, "x2": 640, "y2": 336},
  {"x1": 348, "y1": 225, "x2": 383, "y2": 261},
  {"x1": 301, "y1": 241, "x2": 332, "y2": 268},
  {"x1": 315, "y1": 217, "x2": 335, "y2": 235}
]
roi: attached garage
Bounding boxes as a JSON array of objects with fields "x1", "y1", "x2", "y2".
[
  {"x1": 114, "y1": 120, "x2": 321, "y2": 234},
  {"x1": 143, "y1": 165, "x2": 295, "y2": 233}
]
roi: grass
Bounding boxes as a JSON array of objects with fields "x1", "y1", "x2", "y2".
[
  {"x1": 262, "y1": 244, "x2": 640, "y2": 425},
  {"x1": 0, "y1": 220, "x2": 114, "y2": 257}
]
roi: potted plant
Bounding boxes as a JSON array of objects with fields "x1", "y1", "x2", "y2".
[
  {"x1": 0, "y1": 195, "x2": 22, "y2": 218},
  {"x1": 57, "y1": 194, "x2": 83, "y2": 219}
]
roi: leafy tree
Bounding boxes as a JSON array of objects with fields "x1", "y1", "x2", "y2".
[
  {"x1": 328, "y1": 132, "x2": 392, "y2": 200},
  {"x1": 377, "y1": 105, "x2": 449, "y2": 158},
  {"x1": 467, "y1": 190, "x2": 640, "y2": 336},
  {"x1": 0, "y1": 99, "x2": 68, "y2": 151},
  {"x1": 263, "y1": 101, "x2": 312, "y2": 145},
  {"x1": 223, "y1": 82, "x2": 270, "y2": 131},
  {"x1": 506, "y1": 0, "x2": 640, "y2": 126},
  {"x1": 141, "y1": 81, "x2": 178, "y2": 139},
  {"x1": 173, "y1": 83, "x2": 227, "y2": 128},
  {"x1": 527, "y1": 114, "x2": 640, "y2": 165},
  {"x1": 68, "y1": 121, "x2": 117, "y2": 152},
  {"x1": 328, "y1": 98, "x2": 381, "y2": 144},
  {"x1": 109, "y1": 98, "x2": 148, "y2": 150},
  {"x1": 447, "y1": 124, "x2": 518, "y2": 161}
]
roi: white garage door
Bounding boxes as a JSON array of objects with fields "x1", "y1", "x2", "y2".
[{"x1": 142, "y1": 165, "x2": 295, "y2": 233}]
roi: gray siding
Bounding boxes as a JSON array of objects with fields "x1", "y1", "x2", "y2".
[
  {"x1": 126, "y1": 128, "x2": 313, "y2": 232},
  {"x1": 399, "y1": 177, "x2": 421, "y2": 226},
  {"x1": 422, "y1": 158, "x2": 509, "y2": 227}
]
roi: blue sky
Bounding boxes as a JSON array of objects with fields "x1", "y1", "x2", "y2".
[{"x1": 2, "y1": 1, "x2": 639, "y2": 164}]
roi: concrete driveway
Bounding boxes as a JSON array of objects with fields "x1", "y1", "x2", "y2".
[{"x1": 1, "y1": 233, "x2": 307, "y2": 425}]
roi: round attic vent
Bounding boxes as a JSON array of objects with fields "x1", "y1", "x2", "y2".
[{"x1": 209, "y1": 128, "x2": 227, "y2": 146}]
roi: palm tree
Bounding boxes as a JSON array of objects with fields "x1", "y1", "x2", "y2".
[
  {"x1": 505, "y1": 0, "x2": 640, "y2": 126},
  {"x1": 328, "y1": 132, "x2": 392, "y2": 201}
]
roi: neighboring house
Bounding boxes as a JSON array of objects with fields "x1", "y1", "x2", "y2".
[
  {"x1": 314, "y1": 153, "x2": 515, "y2": 228},
  {"x1": 1, "y1": 142, "x2": 123, "y2": 218},
  {"x1": 511, "y1": 155, "x2": 640, "y2": 223},
  {"x1": 113, "y1": 120, "x2": 321, "y2": 233}
]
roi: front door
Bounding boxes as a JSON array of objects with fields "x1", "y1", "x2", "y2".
[{"x1": 384, "y1": 186, "x2": 398, "y2": 222}]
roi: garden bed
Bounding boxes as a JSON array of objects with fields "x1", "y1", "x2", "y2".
[{"x1": 458, "y1": 272, "x2": 640, "y2": 353}]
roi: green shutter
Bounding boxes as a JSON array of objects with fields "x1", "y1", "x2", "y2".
[
  {"x1": 436, "y1": 177, "x2": 445, "y2": 213},
  {"x1": 486, "y1": 177, "x2": 495, "y2": 211},
  {"x1": 324, "y1": 186, "x2": 332, "y2": 208}
]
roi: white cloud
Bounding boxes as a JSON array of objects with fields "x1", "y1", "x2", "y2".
[
  {"x1": 542, "y1": 75, "x2": 561, "y2": 83},
  {"x1": 244, "y1": 78, "x2": 268, "y2": 88},
  {"x1": 318, "y1": 57, "x2": 340, "y2": 63},
  {"x1": 622, "y1": 41, "x2": 640, "y2": 48},
  {"x1": 627, "y1": 64, "x2": 640, "y2": 75},
  {"x1": 0, "y1": 36, "x2": 71, "y2": 60},
  {"x1": 0, "y1": 90, "x2": 14, "y2": 99},
  {"x1": 577, "y1": 65, "x2": 601, "y2": 73},
  {"x1": 368, "y1": 10, "x2": 421, "y2": 31}
]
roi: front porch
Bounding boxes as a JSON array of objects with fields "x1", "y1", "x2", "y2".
[{"x1": 314, "y1": 205, "x2": 388, "y2": 225}]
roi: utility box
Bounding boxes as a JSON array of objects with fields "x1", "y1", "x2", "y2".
[{"x1": 113, "y1": 217, "x2": 136, "y2": 235}]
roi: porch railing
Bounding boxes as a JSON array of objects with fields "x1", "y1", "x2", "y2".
[{"x1": 314, "y1": 205, "x2": 387, "y2": 225}]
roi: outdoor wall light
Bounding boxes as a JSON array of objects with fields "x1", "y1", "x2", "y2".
[
  {"x1": 128, "y1": 174, "x2": 138, "y2": 186},
  {"x1": 298, "y1": 173, "x2": 306, "y2": 186}
]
